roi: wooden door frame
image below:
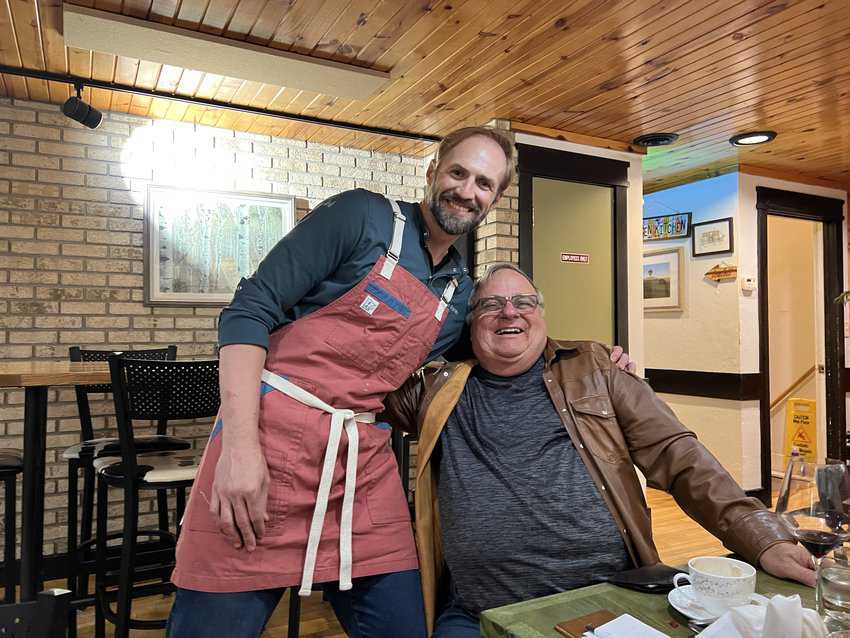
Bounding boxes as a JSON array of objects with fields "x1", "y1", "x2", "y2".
[
  {"x1": 516, "y1": 143, "x2": 630, "y2": 350},
  {"x1": 755, "y1": 186, "x2": 846, "y2": 505}
]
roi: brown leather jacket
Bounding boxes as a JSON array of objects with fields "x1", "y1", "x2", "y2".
[{"x1": 382, "y1": 338, "x2": 794, "y2": 634}]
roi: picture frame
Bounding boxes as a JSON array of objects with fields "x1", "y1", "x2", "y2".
[
  {"x1": 144, "y1": 185, "x2": 295, "y2": 306},
  {"x1": 643, "y1": 247, "x2": 683, "y2": 311},
  {"x1": 643, "y1": 212, "x2": 692, "y2": 241},
  {"x1": 692, "y1": 217, "x2": 734, "y2": 257}
]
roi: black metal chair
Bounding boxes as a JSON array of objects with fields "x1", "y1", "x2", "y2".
[
  {"x1": 0, "y1": 588, "x2": 71, "y2": 637},
  {"x1": 0, "y1": 450, "x2": 23, "y2": 603},
  {"x1": 65, "y1": 346, "x2": 190, "y2": 634},
  {"x1": 94, "y1": 356, "x2": 219, "y2": 638}
]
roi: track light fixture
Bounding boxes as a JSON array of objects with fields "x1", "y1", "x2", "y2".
[{"x1": 62, "y1": 83, "x2": 102, "y2": 129}]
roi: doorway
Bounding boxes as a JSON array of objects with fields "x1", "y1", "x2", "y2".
[
  {"x1": 767, "y1": 217, "x2": 823, "y2": 474},
  {"x1": 517, "y1": 144, "x2": 630, "y2": 348},
  {"x1": 756, "y1": 187, "x2": 845, "y2": 505}
]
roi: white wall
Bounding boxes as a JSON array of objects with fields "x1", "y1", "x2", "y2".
[
  {"x1": 738, "y1": 172, "x2": 848, "y2": 483},
  {"x1": 641, "y1": 172, "x2": 847, "y2": 490},
  {"x1": 643, "y1": 173, "x2": 740, "y2": 372}
]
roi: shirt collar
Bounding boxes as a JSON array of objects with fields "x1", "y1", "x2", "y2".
[{"x1": 411, "y1": 202, "x2": 466, "y2": 276}]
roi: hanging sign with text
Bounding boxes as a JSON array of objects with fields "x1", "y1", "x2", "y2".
[
  {"x1": 561, "y1": 252, "x2": 590, "y2": 264},
  {"x1": 643, "y1": 213, "x2": 692, "y2": 241}
]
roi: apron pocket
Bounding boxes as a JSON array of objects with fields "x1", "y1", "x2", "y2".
[
  {"x1": 364, "y1": 450, "x2": 412, "y2": 526},
  {"x1": 325, "y1": 284, "x2": 415, "y2": 374}
]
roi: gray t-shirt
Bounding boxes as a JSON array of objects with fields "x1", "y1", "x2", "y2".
[{"x1": 436, "y1": 356, "x2": 631, "y2": 615}]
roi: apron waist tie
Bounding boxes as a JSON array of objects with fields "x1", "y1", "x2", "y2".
[{"x1": 260, "y1": 369, "x2": 375, "y2": 595}]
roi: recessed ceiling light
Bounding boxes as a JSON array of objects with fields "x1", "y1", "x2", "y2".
[
  {"x1": 632, "y1": 132, "x2": 679, "y2": 147},
  {"x1": 729, "y1": 131, "x2": 777, "y2": 146}
]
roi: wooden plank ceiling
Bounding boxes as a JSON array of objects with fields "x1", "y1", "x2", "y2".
[{"x1": 1, "y1": 0, "x2": 849, "y2": 191}]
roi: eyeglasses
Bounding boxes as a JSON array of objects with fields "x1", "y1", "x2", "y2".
[{"x1": 472, "y1": 294, "x2": 542, "y2": 315}]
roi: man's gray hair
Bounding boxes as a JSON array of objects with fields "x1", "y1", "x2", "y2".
[{"x1": 466, "y1": 262, "x2": 544, "y2": 323}]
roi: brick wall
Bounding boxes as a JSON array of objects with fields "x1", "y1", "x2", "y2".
[{"x1": 0, "y1": 97, "x2": 434, "y2": 556}]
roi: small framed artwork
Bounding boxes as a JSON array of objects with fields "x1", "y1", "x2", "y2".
[
  {"x1": 692, "y1": 217, "x2": 734, "y2": 257},
  {"x1": 643, "y1": 212, "x2": 692, "y2": 241},
  {"x1": 145, "y1": 186, "x2": 295, "y2": 306},
  {"x1": 643, "y1": 247, "x2": 683, "y2": 311}
]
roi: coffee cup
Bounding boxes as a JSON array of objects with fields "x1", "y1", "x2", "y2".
[{"x1": 673, "y1": 556, "x2": 762, "y2": 616}]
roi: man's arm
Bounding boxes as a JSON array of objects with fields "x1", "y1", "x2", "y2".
[
  {"x1": 210, "y1": 344, "x2": 268, "y2": 551},
  {"x1": 605, "y1": 364, "x2": 796, "y2": 566},
  {"x1": 380, "y1": 369, "x2": 426, "y2": 434}
]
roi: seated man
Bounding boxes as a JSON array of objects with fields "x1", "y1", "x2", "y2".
[{"x1": 383, "y1": 262, "x2": 815, "y2": 638}]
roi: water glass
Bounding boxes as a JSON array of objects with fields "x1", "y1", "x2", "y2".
[{"x1": 819, "y1": 556, "x2": 850, "y2": 627}]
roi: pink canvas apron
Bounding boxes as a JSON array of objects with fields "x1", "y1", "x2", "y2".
[{"x1": 173, "y1": 198, "x2": 457, "y2": 594}]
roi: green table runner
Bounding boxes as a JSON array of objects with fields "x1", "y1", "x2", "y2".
[{"x1": 479, "y1": 571, "x2": 815, "y2": 638}]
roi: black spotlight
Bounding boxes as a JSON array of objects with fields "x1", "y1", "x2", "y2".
[
  {"x1": 62, "y1": 83, "x2": 102, "y2": 129},
  {"x1": 632, "y1": 132, "x2": 679, "y2": 147}
]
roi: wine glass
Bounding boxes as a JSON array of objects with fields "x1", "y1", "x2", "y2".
[{"x1": 775, "y1": 459, "x2": 850, "y2": 571}]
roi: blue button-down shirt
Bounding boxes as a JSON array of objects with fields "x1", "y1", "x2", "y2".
[{"x1": 219, "y1": 188, "x2": 472, "y2": 362}]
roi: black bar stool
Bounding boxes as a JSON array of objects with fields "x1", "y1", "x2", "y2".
[
  {"x1": 94, "y1": 355, "x2": 219, "y2": 638},
  {"x1": 0, "y1": 588, "x2": 71, "y2": 637},
  {"x1": 0, "y1": 449, "x2": 23, "y2": 604},
  {"x1": 65, "y1": 346, "x2": 188, "y2": 635}
]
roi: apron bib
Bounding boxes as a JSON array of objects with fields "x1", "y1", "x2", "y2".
[{"x1": 173, "y1": 198, "x2": 457, "y2": 593}]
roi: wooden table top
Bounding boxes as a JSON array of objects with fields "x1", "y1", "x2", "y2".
[{"x1": 0, "y1": 361, "x2": 110, "y2": 387}]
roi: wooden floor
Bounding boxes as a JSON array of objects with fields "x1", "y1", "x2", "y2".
[{"x1": 58, "y1": 488, "x2": 726, "y2": 637}]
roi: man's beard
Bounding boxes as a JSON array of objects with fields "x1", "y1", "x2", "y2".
[{"x1": 427, "y1": 187, "x2": 487, "y2": 235}]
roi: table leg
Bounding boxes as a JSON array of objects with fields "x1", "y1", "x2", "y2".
[{"x1": 20, "y1": 385, "x2": 47, "y2": 601}]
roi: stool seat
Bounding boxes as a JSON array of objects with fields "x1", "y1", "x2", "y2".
[
  {"x1": 0, "y1": 449, "x2": 23, "y2": 473},
  {"x1": 62, "y1": 435, "x2": 191, "y2": 461},
  {"x1": 95, "y1": 449, "x2": 202, "y2": 484}
]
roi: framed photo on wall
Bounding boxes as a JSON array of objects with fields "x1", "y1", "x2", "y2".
[
  {"x1": 145, "y1": 186, "x2": 295, "y2": 306},
  {"x1": 692, "y1": 217, "x2": 734, "y2": 257},
  {"x1": 643, "y1": 247, "x2": 683, "y2": 311}
]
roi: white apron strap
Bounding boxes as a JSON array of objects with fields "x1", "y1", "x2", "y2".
[
  {"x1": 259, "y1": 369, "x2": 374, "y2": 595},
  {"x1": 435, "y1": 277, "x2": 458, "y2": 321},
  {"x1": 379, "y1": 198, "x2": 406, "y2": 280}
]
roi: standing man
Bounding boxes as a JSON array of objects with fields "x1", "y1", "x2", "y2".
[{"x1": 166, "y1": 127, "x2": 515, "y2": 637}]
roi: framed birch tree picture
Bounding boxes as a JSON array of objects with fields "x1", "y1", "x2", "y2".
[{"x1": 145, "y1": 186, "x2": 295, "y2": 306}]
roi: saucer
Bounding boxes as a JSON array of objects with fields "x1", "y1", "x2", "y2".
[{"x1": 667, "y1": 585, "x2": 719, "y2": 624}]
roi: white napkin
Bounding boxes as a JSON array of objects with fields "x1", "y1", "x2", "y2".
[
  {"x1": 699, "y1": 594, "x2": 827, "y2": 638},
  {"x1": 580, "y1": 613, "x2": 669, "y2": 637}
]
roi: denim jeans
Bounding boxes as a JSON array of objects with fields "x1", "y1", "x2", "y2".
[
  {"x1": 432, "y1": 604, "x2": 480, "y2": 638},
  {"x1": 165, "y1": 569, "x2": 427, "y2": 638}
]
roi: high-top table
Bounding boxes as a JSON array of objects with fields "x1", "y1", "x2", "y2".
[
  {"x1": 480, "y1": 570, "x2": 815, "y2": 637},
  {"x1": 0, "y1": 361, "x2": 110, "y2": 601}
]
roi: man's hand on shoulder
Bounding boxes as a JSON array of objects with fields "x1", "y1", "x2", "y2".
[
  {"x1": 759, "y1": 541, "x2": 816, "y2": 587},
  {"x1": 610, "y1": 345, "x2": 637, "y2": 373},
  {"x1": 210, "y1": 442, "x2": 270, "y2": 552}
]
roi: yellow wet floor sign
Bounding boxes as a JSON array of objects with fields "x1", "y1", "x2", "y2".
[{"x1": 783, "y1": 398, "x2": 817, "y2": 463}]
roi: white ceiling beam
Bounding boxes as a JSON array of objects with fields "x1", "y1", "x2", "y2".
[{"x1": 62, "y1": 4, "x2": 389, "y2": 101}]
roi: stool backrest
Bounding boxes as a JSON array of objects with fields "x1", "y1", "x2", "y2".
[
  {"x1": 69, "y1": 346, "x2": 177, "y2": 440},
  {"x1": 0, "y1": 589, "x2": 71, "y2": 637},
  {"x1": 108, "y1": 356, "x2": 220, "y2": 471}
]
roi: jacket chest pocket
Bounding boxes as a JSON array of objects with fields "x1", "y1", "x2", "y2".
[
  {"x1": 569, "y1": 395, "x2": 629, "y2": 464},
  {"x1": 325, "y1": 280, "x2": 420, "y2": 374}
]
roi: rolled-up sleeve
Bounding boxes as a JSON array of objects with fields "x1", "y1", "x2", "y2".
[{"x1": 218, "y1": 189, "x2": 371, "y2": 350}]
